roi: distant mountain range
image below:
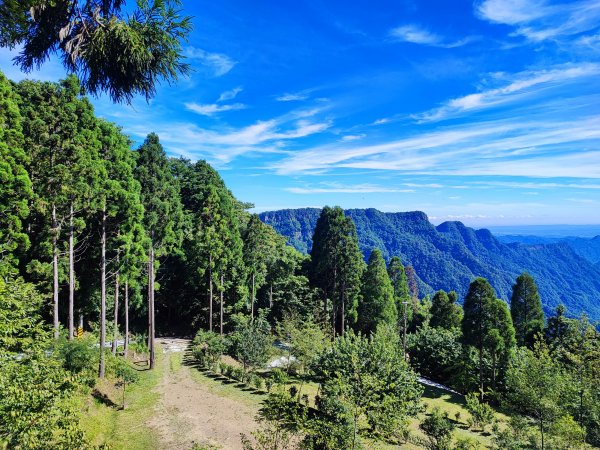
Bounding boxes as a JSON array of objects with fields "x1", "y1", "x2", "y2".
[{"x1": 259, "y1": 208, "x2": 600, "y2": 321}]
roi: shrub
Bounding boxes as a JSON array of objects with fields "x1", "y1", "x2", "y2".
[
  {"x1": 270, "y1": 368, "x2": 289, "y2": 385},
  {"x1": 252, "y1": 374, "x2": 264, "y2": 391},
  {"x1": 420, "y1": 407, "x2": 455, "y2": 450},
  {"x1": 192, "y1": 329, "x2": 229, "y2": 369},
  {"x1": 464, "y1": 393, "x2": 495, "y2": 431}
]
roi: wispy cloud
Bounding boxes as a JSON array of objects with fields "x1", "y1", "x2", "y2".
[
  {"x1": 414, "y1": 63, "x2": 600, "y2": 122},
  {"x1": 184, "y1": 47, "x2": 237, "y2": 76},
  {"x1": 476, "y1": 0, "x2": 600, "y2": 42},
  {"x1": 389, "y1": 24, "x2": 476, "y2": 48},
  {"x1": 286, "y1": 183, "x2": 414, "y2": 194},
  {"x1": 185, "y1": 102, "x2": 247, "y2": 116},
  {"x1": 126, "y1": 115, "x2": 331, "y2": 164},
  {"x1": 218, "y1": 87, "x2": 243, "y2": 102},
  {"x1": 277, "y1": 92, "x2": 309, "y2": 102},
  {"x1": 341, "y1": 134, "x2": 366, "y2": 142},
  {"x1": 271, "y1": 114, "x2": 600, "y2": 178}
]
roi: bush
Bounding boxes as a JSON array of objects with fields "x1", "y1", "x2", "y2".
[
  {"x1": 454, "y1": 436, "x2": 483, "y2": 449},
  {"x1": 192, "y1": 329, "x2": 229, "y2": 370},
  {"x1": 55, "y1": 335, "x2": 97, "y2": 385},
  {"x1": 420, "y1": 407, "x2": 455, "y2": 450},
  {"x1": 270, "y1": 368, "x2": 289, "y2": 386},
  {"x1": 464, "y1": 393, "x2": 495, "y2": 431},
  {"x1": 252, "y1": 374, "x2": 264, "y2": 391}
]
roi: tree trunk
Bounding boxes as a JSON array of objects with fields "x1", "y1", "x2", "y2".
[
  {"x1": 479, "y1": 343, "x2": 484, "y2": 401},
  {"x1": 68, "y1": 203, "x2": 75, "y2": 340},
  {"x1": 251, "y1": 272, "x2": 255, "y2": 320},
  {"x1": 99, "y1": 207, "x2": 107, "y2": 378},
  {"x1": 220, "y1": 272, "x2": 224, "y2": 336},
  {"x1": 124, "y1": 280, "x2": 129, "y2": 357},
  {"x1": 52, "y1": 203, "x2": 59, "y2": 340},
  {"x1": 149, "y1": 242, "x2": 156, "y2": 369},
  {"x1": 269, "y1": 283, "x2": 273, "y2": 308},
  {"x1": 341, "y1": 291, "x2": 345, "y2": 336},
  {"x1": 209, "y1": 254, "x2": 213, "y2": 332},
  {"x1": 112, "y1": 268, "x2": 120, "y2": 355},
  {"x1": 540, "y1": 416, "x2": 544, "y2": 450}
]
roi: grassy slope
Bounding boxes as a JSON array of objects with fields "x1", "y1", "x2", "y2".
[{"x1": 77, "y1": 354, "x2": 163, "y2": 449}]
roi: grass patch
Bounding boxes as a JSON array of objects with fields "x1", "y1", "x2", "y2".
[{"x1": 78, "y1": 354, "x2": 162, "y2": 449}]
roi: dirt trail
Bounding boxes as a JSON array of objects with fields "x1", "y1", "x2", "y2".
[{"x1": 147, "y1": 338, "x2": 259, "y2": 450}]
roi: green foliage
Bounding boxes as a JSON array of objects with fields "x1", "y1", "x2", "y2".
[
  {"x1": 0, "y1": 70, "x2": 31, "y2": 275},
  {"x1": 191, "y1": 329, "x2": 229, "y2": 370},
  {"x1": 316, "y1": 324, "x2": 422, "y2": 444},
  {"x1": 407, "y1": 325, "x2": 462, "y2": 385},
  {"x1": 464, "y1": 392, "x2": 495, "y2": 431},
  {"x1": 504, "y1": 342, "x2": 572, "y2": 448},
  {"x1": 419, "y1": 407, "x2": 455, "y2": 450},
  {"x1": 511, "y1": 273, "x2": 545, "y2": 348},
  {"x1": 230, "y1": 313, "x2": 272, "y2": 372},
  {"x1": 55, "y1": 334, "x2": 98, "y2": 385},
  {"x1": 0, "y1": 276, "x2": 87, "y2": 448},
  {"x1": 358, "y1": 249, "x2": 397, "y2": 334},
  {"x1": 430, "y1": 290, "x2": 463, "y2": 330},
  {"x1": 309, "y1": 206, "x2": 364, "y2": 333},
  {"x1": 0, "y1": 0, "x2": 192, "y2": 102}
]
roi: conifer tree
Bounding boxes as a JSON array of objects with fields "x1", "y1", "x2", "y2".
[
  {"x1": 0, "y1": 0, "x2": 192, "y2": 103},
  {"x1": 358, "y1": 249, "x2": 397, "y2": 335},
  {"x1": 135, "y1": 133, "x2": 183, "y2": 368},
  {"x1": 309, "y1": 207, "x2": 363, "y2": 335},
  {"x1": 511, "y1": 272, "x2": 545, "y2": 347},
  {"x1": 97, "y1": 120, "x2": 146, "y2": 375},
  {"x1": 430, "y1": 290, "x2": 463, "y2": 330},
  {"x1": 462, "y1": 277, "x2": 496, "y2": 399},
  {"x1": 0, "y1": 70, "x2": 31, "y2": 276}
]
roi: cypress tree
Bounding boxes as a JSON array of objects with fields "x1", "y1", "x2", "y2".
[
  {"x1": 510, "y1": 272, "x2": 545, "y2": 347},
  {"x1": 358, "y1": 249, "x2": 397, "y2": 335},
  {"x1": 462, "y1": 277, "x2": 496, "y2": 399},
  {"x1": 134, "y1": 133, "x2": 183, "y2": 369},
  {"x1": 0, "y1": 70, "x2": 31, "y2": 276},
  {"x1": 430, "y1": 290, "x2": 463, "y2": 330},
  {"x1": 309, "y1": 206, "x2": 363, "y2": 335}
]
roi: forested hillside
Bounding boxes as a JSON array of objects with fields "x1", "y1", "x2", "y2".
[
  {"x1": 497, "y1": 235, "x2": 600, "y2": 266},
  {"x1": 260, "y1": 208, "x2": 600, "y2": 320}
]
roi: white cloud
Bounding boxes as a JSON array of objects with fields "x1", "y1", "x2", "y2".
[
  {"x1": 218, "y1": 87, "x2": 243, "y2": 102},
  {"x1": 185, "y1": 102, "x2": 247, "y2": 116},
  {"x1": 277, "y1": 92, "x2": 309, "y2": 102},
  {"x1": 286, "y1": 183, "x2": 414, "y2": 194},
  {"x1": 476, "y1": 0, "x2": 600, "y2": 42},
  {"x1": 184, "y1": 47, "x2": 237, "y2": 76},
  {"x1": 414, "y1": 63, "x2": 600, "y2": 122},
  {"x1": 126, "y1": 115, "x2": 331, "y2": 164},
  {"x1": 389, "y1": 24, "x2": 476, "y2": 48},
  {"x1": 270, "y1": 114, "x2": 600, "y2": 178},
  {"x1": 341, "y1": 134, "x2": 366, "y2": 142}
]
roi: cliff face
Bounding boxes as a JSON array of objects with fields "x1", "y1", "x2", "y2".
[{"x1": 259, "y1": 208, "x2": 600, "y2": 320}]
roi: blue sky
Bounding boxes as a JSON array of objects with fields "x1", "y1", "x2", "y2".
[{"x1": 2, "y1": 0, "x2": 600, "y2": 226}]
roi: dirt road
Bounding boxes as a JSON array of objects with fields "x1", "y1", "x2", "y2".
[{"x1": 148, "y1": 338, "x2": 259, "y2": 450}]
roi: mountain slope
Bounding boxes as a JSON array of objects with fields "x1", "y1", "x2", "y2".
[
  {"x1": 259, "y1": 208, "x2": 600, "y2": 321},
  {"x1": 497, "y1": 235, "x2": 600, "y2": 265}
]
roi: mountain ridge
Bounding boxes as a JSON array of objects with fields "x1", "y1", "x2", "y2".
[{"x1": 259, "y1": 208, "x2": 600, "y2": 321}]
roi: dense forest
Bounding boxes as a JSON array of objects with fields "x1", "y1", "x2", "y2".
[
  {"x1": 2, "y1": 70, "x2": 600, "y2": 449},
  {"x1": 260, "y1": 208, "x2": 600, "y2": 321}
]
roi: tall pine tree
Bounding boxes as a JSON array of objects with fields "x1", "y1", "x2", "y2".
[
  {"x1": 358, "y1": 249, "x2": 397, "y2": 335},
  {"x1": 511, "y1": 272, "x2": 544, "y2": 347},
  {"x1": 134, "y1": 133, "x2": 183, "y2": 369}
]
